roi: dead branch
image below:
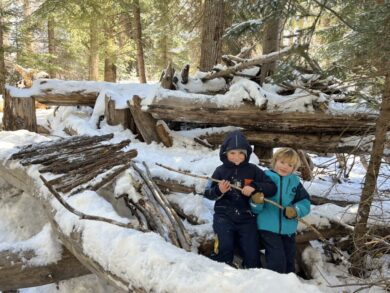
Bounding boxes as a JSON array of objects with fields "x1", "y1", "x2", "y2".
[{"x1": 201, "y1": 45, "x2": 307, "y2": 81}]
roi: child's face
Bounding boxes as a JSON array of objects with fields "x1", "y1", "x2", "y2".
[
  {"x1": 227, "y1": 150, "x2": 246, "y2": 165},
  {"x1": 274, "y1": 158, "x2": 295, "y2": 176}
]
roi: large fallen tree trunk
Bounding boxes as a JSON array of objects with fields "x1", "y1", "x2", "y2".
[
  {"x1": 0, "y1": 165, "x2": 141, "y2": 292},
  {"x1": 0, "y1": 248, "x2": 90, "y2": 291},
  {"x1": 146, "y1": 95, "x2": 378, "y2": 135},
  {"x1": 200, "y1": 130, "x2": 374, "y2": 154}
]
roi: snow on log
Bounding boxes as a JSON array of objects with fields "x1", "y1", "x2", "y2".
[
  {"x1": 0, "y1": 247, "x2": 90, "y2": 291},
  {"x1": 145, "y1": 93, "x2": 378, "y2": 135}
]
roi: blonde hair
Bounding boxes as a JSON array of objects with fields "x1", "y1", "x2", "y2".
[{"x1": 271, "y1": 148, "x2": 301, "y2": 172}]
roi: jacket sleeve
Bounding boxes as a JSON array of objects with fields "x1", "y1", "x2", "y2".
[
  {"x1": 204, "y1": 168, "x2": 223, "y2": 200},
  {"x1": 252, "y1": 168, "x2": 277, "y2": 198},
  {"x1": 292, "y1": 183, "x2": 311, "y2": 218}
]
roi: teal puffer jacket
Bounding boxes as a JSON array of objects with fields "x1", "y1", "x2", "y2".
[{"x1": 250, "y1": 170, "x2": 311, "y2": 235}]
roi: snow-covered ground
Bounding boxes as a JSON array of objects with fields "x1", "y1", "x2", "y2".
[{"x1": 0, "y1": 80, "x2": 389, "y2": 293}]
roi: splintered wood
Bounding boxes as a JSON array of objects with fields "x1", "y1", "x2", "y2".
[{"x1": 11, "y1": 134, "x2": 137, "y2": 195}]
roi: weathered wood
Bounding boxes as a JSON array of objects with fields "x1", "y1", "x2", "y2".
[
  {"x1": 0, "y1": 165, "x2": 139, "y2": 292},
  {"x1": 180, "y1": 64, "x2": 190, "y2": 84},
  {"x1": 147, "y1": 96, "x2": 378, "y2": 135},
  {"x1": 38, "y1": 140, "x2": 131, "y2": 173},
  {"x1": 167, "y1": 200, "x2": 206, "y2": 225},
  {"x1": 12, "y1": 134, "x2": 114, "y2": 160},
  {"x1": 155, "y1": 120, "x2": 173, "y2": 147},
  {"x1": 153, "y1": 177, "x2": 196, "y2": 194},
  {"x1": 200, "y1": 130, "x2": 375, "y2": 153},
  {"x1": 201, "y1": 45, "x2": 305, "y2": 81},
  {"x1": 310, "y1": 195, "x2": 357, "y2": 207},
  {"x1": 54, "y1": 150, "x2": 137, "y2": 193},
  {"x1": 128, "y1": 95, "x2": 161, "y2": 144},
  {"x1": 12, "y1": 97, "x2": 37, "y2": 132},
  {"x1": 70, "y1": 162, "x2": 134, "y2": 195},
  {"x1": 297, "y1": 150, "x2": 313, "y2": 181},
  {"x1": 2, "y1": 89, "x2": 13, "y2": 130},
  {"x1": 3, "y1": 89, "x2": 38, "y2": 132},
  {"x1": 105, "y1": 95, "x2": 132, "y2": 129},
  {"x1": 32, "y1": 90, "x2": 98, "y2": 106},
  {"x1": 160, "y1": 62, "x2": 175, "y2": 89},
  {"x1": 0, "y1": 248, "x2": 90, "y2": 291},
  {"x1": 41, "y1": 176, "x2": 142, "y2": 229},
  {"x1": 137, "y1": 162, "x2": 192, "y2": 250},
  {"x1": 127, "y1": 167, "x2": 181, "y2": 247}
]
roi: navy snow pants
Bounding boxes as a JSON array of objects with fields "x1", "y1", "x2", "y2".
[
  {"x1": 260, "y1": 230, "x2": 296, "y2": 273},
  {"x1": 212, "y1": 211, "x2": 261, "y2": 268}
]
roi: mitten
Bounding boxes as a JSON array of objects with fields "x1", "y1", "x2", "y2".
[
  {"x1": 284, "y1": 206, "x2": 297, "y2": 219},
  {"x1": 251, "y1": 192, "x2": 264, "y2": 204}
]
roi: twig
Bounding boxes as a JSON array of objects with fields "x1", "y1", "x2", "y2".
[{"x1": 40, "y1": 175, "x2": 147, "y2": 231}]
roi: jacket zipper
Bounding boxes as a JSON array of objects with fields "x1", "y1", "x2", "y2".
[{"x1": 279, "y1": 176, "x2": 283, "y2": 234}]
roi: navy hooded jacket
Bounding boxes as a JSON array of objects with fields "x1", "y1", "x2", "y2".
[{"x1": 204, "y1": 131, "x2": 277, "y2": 214}]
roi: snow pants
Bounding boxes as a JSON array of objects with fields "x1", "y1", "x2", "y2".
[
  {"x1": 212, "y1": 210, "x2": 261, "y2": 268},
  {"x1": 260, "y1": 230, "x2": 296, "y2": 273}
]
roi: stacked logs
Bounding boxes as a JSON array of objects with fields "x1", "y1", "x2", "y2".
[{"x1": 10, "y1": 134, "x2": 193, "y2": 252}]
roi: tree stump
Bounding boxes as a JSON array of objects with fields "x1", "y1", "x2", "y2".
[{"x1": 13, "y1": 96, "x2": 37, "y2": 132}]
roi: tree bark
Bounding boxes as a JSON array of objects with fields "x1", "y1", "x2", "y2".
[
  {"x1": 47, "y1": 16, "x2": 56, "y2": 78},
  {"x1": 350, "y1": 73, "x2": 390, "y2": 276},
  {"x1": 0, "y1": 5, "x2": 6, "y2": 98},
  {"x1": 23, "y1": 0, "x2": 34, "y2": 53},
  {"x1": 133, "y1": 0, "x2": 146, "y2": 83},
  {"x1": 104, "y1": 20, "x2": 117, "y2": 82},
  {"x1": 259, "y1": 17, "x2": 282, "y2": 84},
  {"x1": 199, "y1": 0, "x2": 225, "y2": 71},
  {"x1": 88, "y1": 18, "x2": 99, "y2": 81},
  {"x1": 146, "y1": 95, "x2": 378, "y2": 134},
  {"x1": 201, "y1": 130, "x2": 376, "y2": 154}
]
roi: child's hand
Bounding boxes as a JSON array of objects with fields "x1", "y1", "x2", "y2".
[
  {"x1": 242, "y1": 186, "x2": 255, "y2": 197},
  {"x1": 284, "y1": 206, "x2": 297, "y2": 219},
  {"x1": 218, "y1": 180, "x2": 231, "y2": 193}
]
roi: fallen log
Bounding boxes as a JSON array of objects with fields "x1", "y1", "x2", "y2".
[
  {"x1": 146, "y1": 95, "x2": 377, "y2": 135},
  {"x1": 0, "y1": 248, "x2": 90, "y2": 291},
  {"x1": 200, "y1": 129, "x2": 381, "y2": 155},
  {"x1": 0, "y1": 165, "x2": 137, "y2": 292}
]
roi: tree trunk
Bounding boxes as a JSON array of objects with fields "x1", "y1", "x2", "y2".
[
  {"x1": 259, "y1": 17, "x2": 282, "y2": 84},
  {"x1": 88, "y1": 18, "x2": 99, "y2": 81},
  {"x1": 47, "y1": 16, "x2": 56, "y2": 78},
  {"x1": 133, "y1": 0, "x2": 146, "y2": 83},
  {"x1": 350, "y1": 73, "x2": 390, "y2": 277},
  {"x1": 199, "y1": 0, "x2": 224, "y2": 71},
  {"x1": 23, "y1": 0, "x2": 34, "y2": 53},
  {"x1": 146, "y1": 94, "x2": 378, "y2": 134},
  {"x1": 104, "y1": 21, "x2": 117, "y2": 82},
  {"x1": 0, "y1": 5, "x2": 6, "y2": 98}
]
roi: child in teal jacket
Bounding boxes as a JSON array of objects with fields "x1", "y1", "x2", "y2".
[{"x1": 250, "y1": 148, "x2": 311, "y2": 273}]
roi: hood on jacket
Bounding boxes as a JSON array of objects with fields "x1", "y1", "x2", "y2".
[{"x1": 220, "y1": 131, "x2": 252, "y2": 166}]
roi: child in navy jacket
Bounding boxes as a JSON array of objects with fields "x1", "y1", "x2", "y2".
[
  {"x1": 204, "y1": 131, "x2": 276, "y2": 268},
  {"x1": 251, "y1": 148, "x2": 311, "y2": 274}
]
